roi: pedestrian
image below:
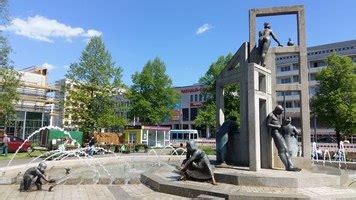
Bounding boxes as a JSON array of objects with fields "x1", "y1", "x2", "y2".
[
  {"x1": 88, "y1": 136, "x2": 96, "y2": 156},
  {"x1": 2, "y1": 133, "x2": 10, "y2": 156}
]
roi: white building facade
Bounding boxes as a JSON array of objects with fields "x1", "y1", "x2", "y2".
[
  {"x1": 161, "y1": 84, "x2": 212, "y2": 138},
  {"x1": 54, "y1": 78, "x2": 129, "y2": 131},
  {"x1": 275, "y1": 40, "x2": 356, "y2": 142}
]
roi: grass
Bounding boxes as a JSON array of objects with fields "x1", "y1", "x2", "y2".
[
  {"x1": 201, "y1": 146, "x2": 216, "y2": 155},
  {"x1": 0, "y1": 151, "x2": 45, "y2": 160}
]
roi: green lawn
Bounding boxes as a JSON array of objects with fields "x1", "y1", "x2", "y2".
[
  {"x1": 201, "y1": 146, "x2": 216, "y2": 155},
  {"x1": 0, "y1": 151, "x2": 45, "y2": 160}
]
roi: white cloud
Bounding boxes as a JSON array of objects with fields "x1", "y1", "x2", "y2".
[
  {"x1": 196, "y1": 23, "x2": 213, "y2": 35},
  {"x1": 83, "y1": 29, "x2": 102, "y2": 37},
  {"x1": 3, "y1": 15, "x2": 102, "y2": 43},
  {"x1": 42, "y1": 62, "x2": 55, "y2": 71}
]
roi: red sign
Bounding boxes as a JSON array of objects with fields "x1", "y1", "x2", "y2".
[
  {"x1": 190, "y1": 102, "x2": 203, "y2": 108},
  {"x1": 180, "y1": 87, "x2": 205, "y2": 94}
]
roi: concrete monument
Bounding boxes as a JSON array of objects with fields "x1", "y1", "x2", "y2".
[{"x1": 214, "y1": 5, "x2": 311, "y2": 171}]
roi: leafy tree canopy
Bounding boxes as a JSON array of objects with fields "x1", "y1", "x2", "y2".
[
  {"x1": 195, "y1": 54, "x2": 240, "y2": 131},
  {"x1": 312, "y1": 54, "x2": 356, "y2": 145},
  {"x1": 66, "y1": 36, "x2": 125, "y2": 137},
  {"x1": 0, "y1": 0, "x2": 20, "y2": 128},
  {"x1": 128, "y1": 57, "x2": 179, "y2": 125}
]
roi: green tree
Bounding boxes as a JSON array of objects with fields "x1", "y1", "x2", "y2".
[
  {"x1": 0, "y1": 0, "x2": 21, "y2": 129},
  {"x1": 194, "y1": 103, "x2": 216, "y2": 131},
  {"x1": 194, "y1": 54, "x2": 240, "y2": 133},
  {"x1": 128, "y1": 58, "x2": 179, "y2": 125},
  {"x1": 311, "y1": 54, "x2": 356, "y2": 147},
  {"x1": 66, "y1": 36, "x2": 125, "y2": 137}
]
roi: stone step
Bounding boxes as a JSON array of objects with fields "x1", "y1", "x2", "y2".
[
  {"x1": 140, "y1": 165, "x2": 356, "y2": 199},
  {"x1": 214, "y1": 166, "x2": 341, "y2": 188}
]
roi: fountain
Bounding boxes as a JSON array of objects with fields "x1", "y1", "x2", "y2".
[
  {"x1": 311, "y1": 141, "x2": 349, "y2": 170},
  {"x1": 0, "y1": 125, "x2": 187, "y2": 191},
  {"x1": 2, "y1": 125, "x2": 80, "y2": 176}
]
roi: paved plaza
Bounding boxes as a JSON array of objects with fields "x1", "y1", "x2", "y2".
[{"x1": 0, "y1": 184, "x2": 188, "y2": 200}]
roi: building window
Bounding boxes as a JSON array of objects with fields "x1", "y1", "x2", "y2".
[
  {"x1": 190, "y1": 95, "x2": 193, "y2": 102},
  {"x1": 313, "y1": 62, "x2": 318, "y2": 68},
  {"x1": 182, "y1": 108, "x2": 189, "y2": 121},
  {"x1": 309, "y1": 86, "x2": 318, "y2": 96},
  {"x1": 190, "y1": 108, "x2": 197, "y2": 121},
  {"x1": 281, "y1": 78, "x2": 291, "y2": 84},
  {"x1": 277, "y1": 91, "x2": 292, "y2": 96},
  {"x1": 293, "y1": 75, "x2": 299, "y2": 83},
  {"x1": 280, "y1": 66, "x2": 291, "y2": 72},
  {"x1": 292, "y1": 63, "x2": 299, "y2": 70},
  {"x1": 309, "y1": 73, "x2": 317, "y2": 81},
  {"x1": 294, "y1": 101, "x2": 300, "y2": 108},
  {"x1": 286, "y1": 102, "x2": 293, "y2": 108},
  {"x1": 194, "y1": 94, "x2": 198, "y2": 102},
  {"x1": 199, "y1": 94, "x2": 203, "y2": 101}
]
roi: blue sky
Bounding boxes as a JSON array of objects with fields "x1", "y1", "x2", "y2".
[{"x1": 4, "y1": 0, "x2": 356, "y2": 86}]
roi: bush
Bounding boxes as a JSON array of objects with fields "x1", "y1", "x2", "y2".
[
  {"x1": 122, "y1": 149, "x2": 131, "y2": 154},
  {"x1": 134, "y1": 144, "x2": 148, "y2": 153}
]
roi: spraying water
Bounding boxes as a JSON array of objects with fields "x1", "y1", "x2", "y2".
[{"x1": 2, "y1": 126, "x2": 80, "y2": 175}]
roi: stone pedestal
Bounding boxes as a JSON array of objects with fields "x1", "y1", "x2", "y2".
[{"x1": 247, "y1": 63, "x2": 273, "y2": 171}]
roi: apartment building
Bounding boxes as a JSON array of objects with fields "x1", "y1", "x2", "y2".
[
  {"x1": 275, "y1": 40, "x2": 356, "y2": 141},
  {"x1": 54, "y1": 78, "x2": 129, "y2": 130}
]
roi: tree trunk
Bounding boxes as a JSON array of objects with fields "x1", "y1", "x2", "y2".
[{"x1": 336, "y1": 129, "x2": 341, "y2": 149}]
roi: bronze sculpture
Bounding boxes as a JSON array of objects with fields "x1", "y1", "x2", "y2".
[
  {"x1": 281, "y1": 117, "x2": 299, "y2": 157},
  {"x1": 287, "y1": 38, "x2": 295, "y2": 46},
  {"x1": 216, "y1": 116, "x2": 239, "y2": 165},
  {"x1": 178, "y1": 141, "x2": 217, "y2": 185},
  {"x1": 20, "y1": 162, "x2": 55, "y2": 192},
  {"x1": 266, "y1": 105, "x2": 301, "y2": 171},
  {"x1": 258, "y1": 22, "x2": 283, "y2": 66}
]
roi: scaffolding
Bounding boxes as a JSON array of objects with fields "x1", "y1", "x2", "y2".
[{"x1": 0, "y1": 66, "x2": 61, "y2": 139}]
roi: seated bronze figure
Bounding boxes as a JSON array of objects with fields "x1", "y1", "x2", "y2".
[{"x1": 178, "y1": 141, "x2": 217, "y2": 185}]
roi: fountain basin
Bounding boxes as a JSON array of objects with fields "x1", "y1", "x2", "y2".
[{"x1": 0, "y1": 155, "x2": 185, "y2": 185}]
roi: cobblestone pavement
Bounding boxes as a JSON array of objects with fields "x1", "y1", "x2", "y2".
[{"x1": 0, "y1": 184, "x2": 189, "y2": 200}]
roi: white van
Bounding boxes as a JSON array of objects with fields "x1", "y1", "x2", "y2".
[{"x1": 170, "y1": 129, "x2": 199, "y2": 145}]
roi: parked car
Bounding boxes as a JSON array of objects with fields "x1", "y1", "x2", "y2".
[{"x1": 0, "y1": 135, "x2": 32, "y2": 153}]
